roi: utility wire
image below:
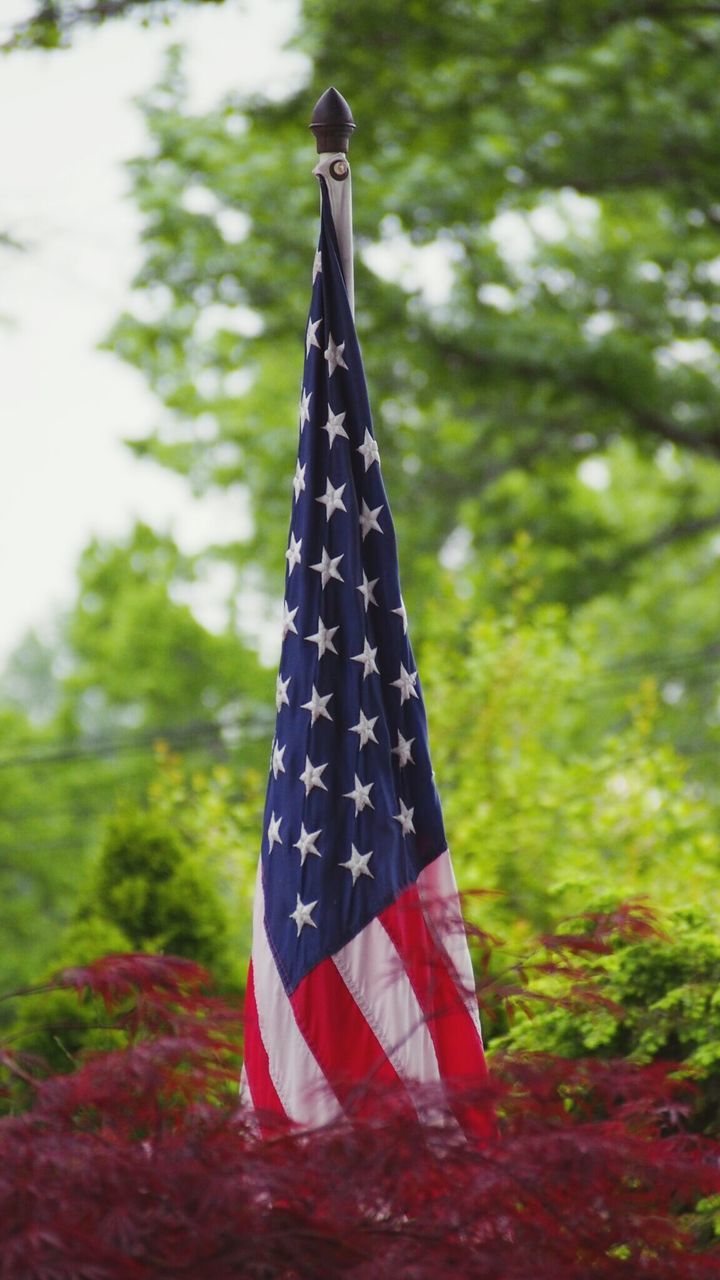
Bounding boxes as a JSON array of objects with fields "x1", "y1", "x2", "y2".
[
  {"x1": 0, "y1": 683, "x2": 717, "y2": 771},
  {"x1": 0, "y1": 649, "x2": 716, "y2": 771},
  {"x1": 0, "y1": 718, "x2": 268, "y2": 771},
  {"x1": 2, "y1": 740, "x2": 718, "y2": 859}
]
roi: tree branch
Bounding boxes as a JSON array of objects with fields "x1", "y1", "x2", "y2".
[
  {"x1": 2, "y1": 0, "x2": 210, "y2": 50},
  {"x1": 428, "y1": 333, "x2": 720, "y2": 461},
  {"x1": 619, "y1": 506, "x2": 720, "y2": 561}
]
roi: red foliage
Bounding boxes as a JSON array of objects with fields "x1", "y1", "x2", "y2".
[{"x1": 1, "y1": 933, "x2": 719, "y2": 1279}]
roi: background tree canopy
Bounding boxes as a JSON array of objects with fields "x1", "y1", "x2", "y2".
[
  {"x1": 1, "y1": 0, "x2": 719, "y2": 1015},
  {"x1": 107, "y1": 0, "x2": 720, "y2": 749}
]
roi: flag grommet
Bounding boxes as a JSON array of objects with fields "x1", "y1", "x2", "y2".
[{"x1": 329, "y1": 158, "x2": 349, "y2": 181}]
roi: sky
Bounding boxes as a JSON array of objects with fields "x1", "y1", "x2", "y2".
[{"x1": 0, "y1": 0, "x2": 306, "y2": 666}]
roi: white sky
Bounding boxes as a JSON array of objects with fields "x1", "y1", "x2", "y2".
[{"x1": 0, "y1": 0, "x2": 305, "y2": 666}]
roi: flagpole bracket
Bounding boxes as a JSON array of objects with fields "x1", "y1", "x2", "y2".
[{"x1": 310, "y1": 87, "x2": 356, "y2": 154}]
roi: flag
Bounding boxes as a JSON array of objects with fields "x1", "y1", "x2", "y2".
[{"x1": 242, "y1": 157, "x2": 491, "y2": 1136}]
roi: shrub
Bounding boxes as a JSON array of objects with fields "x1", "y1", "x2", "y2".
[{"x1": 2, "y1": 909, "x2": 720, "y2": 1277}]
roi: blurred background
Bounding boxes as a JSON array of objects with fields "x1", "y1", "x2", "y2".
[{"x1": 2, "y1": 0, "x2": 719, "y2": 1028}]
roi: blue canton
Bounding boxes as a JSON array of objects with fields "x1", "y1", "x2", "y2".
[{"x1": 262, "y1": 177, "x2": 447, "y2": 995}]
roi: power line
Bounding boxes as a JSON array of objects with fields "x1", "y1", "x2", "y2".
[
  {"x1": 0, "y1": 648, "x2": 716, "y2": 772},
  {"x1": 0, "y1": 717, "x2": 268, "y2": 771},
  {"x1": 2, "y1": 738, "x2": 718, "y2": 860}
]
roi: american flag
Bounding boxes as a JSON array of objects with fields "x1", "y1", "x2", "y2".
[{"x1": 242, "y1": 164, "x2": 491, "y2": 1135}]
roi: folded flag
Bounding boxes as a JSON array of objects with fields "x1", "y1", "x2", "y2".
[{"x1": 242, "y1": 157, "x2": 491, "y2": 1136}]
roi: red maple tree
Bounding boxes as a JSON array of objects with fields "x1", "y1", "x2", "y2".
[{"x1": 1, "y1": 906, "x2": 719, "y2": 1279}]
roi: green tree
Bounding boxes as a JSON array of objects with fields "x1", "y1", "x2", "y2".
[
  {"x1": 5, "y1": 0, "x2": 720, "y2": 1030},
  {"x1": 10, "y1": 763, "x2": 256, "y2": 1076},
  {"x1": 416, "y1": 550, "x2": 720, "y2": 941},
  {"x1": 0, "y1": 522, "x2": 270, "y2": 998},
  {"x1": 1, "y1": 0, "x2": 218, "y2": 51},
  {"x1": 0, "y1": 705, "x2": 104, "y2": 1002},
  {"x1": 90, "y1": 806, "x2": 235, "y2": 974},
  {"x1": 61, "y1": 521, "x2": 271, "y2": 749},
  {"x1": 499, "y1": 905, "x2": 720, "y2": 1133},
  {"x1": 102, "y1": 5, "x2": 720, "y2": 763}
]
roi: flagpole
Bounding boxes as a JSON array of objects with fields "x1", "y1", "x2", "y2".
[{"x1": 310, "y1": 87, "x2": 356, "y2": 316}]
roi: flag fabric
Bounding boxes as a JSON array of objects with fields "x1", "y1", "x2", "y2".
[{"x1": 242, "y1": 160, "x2": 491, "y2": 1135}]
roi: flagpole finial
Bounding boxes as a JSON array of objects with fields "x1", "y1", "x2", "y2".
[{"x1": 310, "y1": 87, "x2": 356, "y2": 154}]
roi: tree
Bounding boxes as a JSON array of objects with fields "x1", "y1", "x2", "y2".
[
  {"x1": 3, "y1": 930, "x2": 720, "y2": 1276},
  {"x1": 0, "y1": 523, "x2": 270, "y2": 998},
  {"x1": 1, "y1": 0, "x2": 220, "y2": 51},
  {"x1": 11, "y1": 780, "x2": 253, "y2": 1075},
  {"x1": 61, "y1": 521, "x2": 270, "y2": 751},
  {"x1": 500, "y1": 905, "x2": 720, "y2": 1135},
  {"x1": 416, "y1": 556, "x2": 720, "y2": 940},
  {"x1": 0, "y1": 705, "x2": 103, "y2": 1004},
  {"x1": 101, "y1": 3, "x2": 720, "y2": 763}
]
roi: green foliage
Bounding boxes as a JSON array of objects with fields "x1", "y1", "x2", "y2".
[
  {"x1": 3, "y1": 0, "x2": 720, "y2": 1096},
  {"x1": 90, "y1": 807, "x2": 233, "y2": 974},
  {"x1": 0, "y1": 522, "x2": 272, "y2": 997},
  {"x1": 499, "y1": 906, "x2": 720, "y2": 1132},
  {"x1": 418, "y1": 550, "x2": 720, "y2": 940},
  {"x1": 9, "y1": 757, "x2": 259, "y2": 1077},
  {"x1": 2, "y1": 0, "x2": 220, "y2": 52},
  {"x1": 144, "y1": 745, "x2": 263, "y2": 962},
  {"x1": 104, "y1": 8, "x2": 720, "y2": 737},
  {"x1": 0, "y1": 705, "x2": 111, "y2": 1004},
  {"x1": 63, "y1": 521, "x2": 271, "y2": 746},
  {"x1": 9, "y1": 916, "x2": 134, "y2": 1083}
]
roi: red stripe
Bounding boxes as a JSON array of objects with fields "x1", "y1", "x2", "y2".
[
  {"x1": 380, "y1": 885, "x2": 496, "y2": 1139},
  {"x1": 290, "y1": 954, "x2": 415, "y2": 1121},
  {"x1": 243, "y1": 961, "x2": 288, "y2": 1132}
]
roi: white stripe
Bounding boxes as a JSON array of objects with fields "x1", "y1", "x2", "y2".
[
  {"x1": 332, "y1": 916, "x2": 442, "y2": 1088},
  {"x1": 250, "y1": 859, "x2": 343, "y2": 1127},
  {"x1": 417, "y1": 850, "x2": 483, "y2": 1037},
  {"x1": 238, "y1": 1064, "x2": 261, "y2": 1136}
]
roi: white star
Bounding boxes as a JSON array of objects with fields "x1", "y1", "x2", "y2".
[
  {"x1": 340, "y1": 844, "x2": 374, "y2": 884},
  {"x1": 316, "y1": 478, "x2": 347, "y2": 522},
  {"x1": 306, "y1": 317, "x2": 322, "y2": 357},
  {"x1": 293, "y1": 460, "x2": 306, "y2": 501},
  {"x1": 357, "y1": 429, "x2": 381, "y2": 472},
  {"x1": 267, "y1": 811, "x2": 282, "y2": 852},
  {"x1": 343, "y1": 774, "x2": 374, "y2": 815},
  {"x1": 322, "y1": 406, "x2": 349, "y2": 448},
  {"x1": 357, "y1": 571, "x2": 379, "y2": 612},
  {"x1": 350, "y1": 709, "x2": 378, "y2": 747},
  {"x1": 392, "y1": 730, "x2": 415, "y2": 768},
  {"x1": 281, "y1": 602, "x2": 298, "y2": 640},
  {"x1": 305, "y1": 616, "x2": 339, "y2": 658},
  {"x1": 299, "y1": 387, "x2": 312, "y2": 432},
  {"x1": 393, "y1": 798, "x2": 416, "y2": 837},
  {"x1": 275, "y1": 672, "x2": 291, "y2": 712},
  {"x1": 285, "y1": 532, "x2": 302, "y2": 576},
  {"x1": 271, "y1": 740, "x2": 286, "y2": 778},
  {"x1": 351, "y1": 638, "x2": 379, "y2": 679},
  {"x1": 391, "y1": 663, "x2": 419, "y2": 704},
  {"x1": 359, "y1": 499, "x2": 384, "y2": 540},
  {"x1": 393, "y1": 599, "x2": 408, "y2": 634},
  {"x1": 299, "y1": 754, "x2": 328, "y2": 796},
  {"x1": 312, "y1": 250, "x2": 322, "y2": 283},
  {"x1": 290, "y1": 893, "x2": 318, "y2": 937},
  {"x1": 294, "y1": 823, "x2": 322, "y2": 866},
  {"x1": 311, "y1": 547, "x2": 344, "y2": 589},
  {"x1": 301, "y1": 685, "x2": 333, "y2": 724},
  {"x1": 324, "y1": 331, "x2": 348, "y2": 376}
]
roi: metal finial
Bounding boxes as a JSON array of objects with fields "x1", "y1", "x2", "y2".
[{"x1": 310, "y1": 87, "x2": 356, "y2": 154}]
